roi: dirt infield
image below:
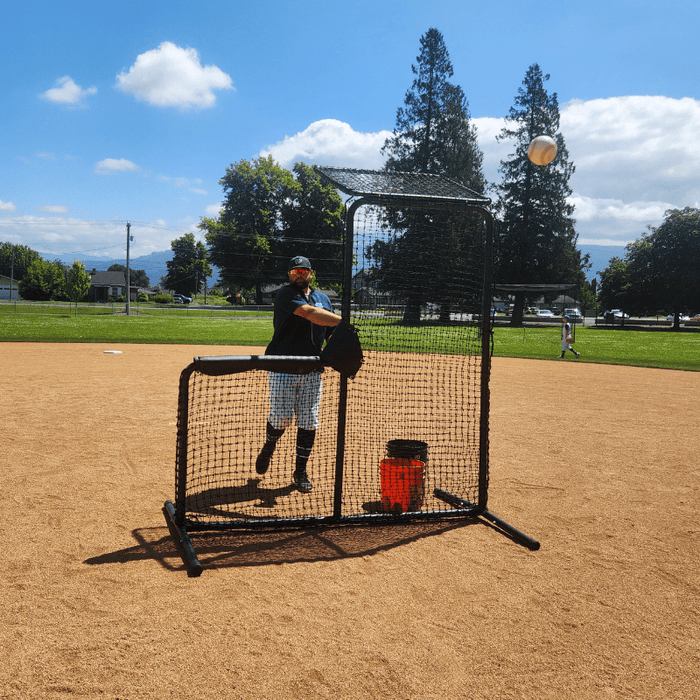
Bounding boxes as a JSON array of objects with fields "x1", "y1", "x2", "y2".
[{"x1": 2, "y1": 342, "x2": 698, "y2": 699}]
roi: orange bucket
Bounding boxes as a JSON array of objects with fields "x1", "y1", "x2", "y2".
[{"x1": 380, "y1": 458, "x2": 425, "y2": 513}]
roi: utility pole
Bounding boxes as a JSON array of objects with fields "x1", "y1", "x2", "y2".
[
  {"x1": 126, "y1": 222, "x2": 131, "y2": 316},
  {"x1": 10, "y1": 248, "x2": 15, "y2": 302}
]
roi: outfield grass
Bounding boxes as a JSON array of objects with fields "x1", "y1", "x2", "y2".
[
  {"x1": 1, "y1": 303, "x2": 698, "y2": 370},
  {"x1": 0, "y1": 303, "x2": 273, "y2": 346},
  {"x1": 491, "y1": 325, "x2": 700, "y2": 371}
]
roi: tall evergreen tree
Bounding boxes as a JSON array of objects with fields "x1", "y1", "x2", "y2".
[
  {"x1": 372, "y1": 28, "x2": 486, "y2": 323},
  {"x1": 496, "y1": 64, "x2": 588, "y2": 325},
  {"x1": 382, "y1": 27, "x2": 484, "y2": 188}
]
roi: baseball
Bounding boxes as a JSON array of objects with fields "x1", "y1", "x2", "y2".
[{"x1": 527, "y1": 135, "x2": 558, "y2": 166}]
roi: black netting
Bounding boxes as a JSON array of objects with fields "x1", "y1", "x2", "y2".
[
  {"x1": 173, "y1": 169, "x2": 493, "y2": 530},
  {"x1": 315, "y1": 166, "x2": 490, "y2": 204}
]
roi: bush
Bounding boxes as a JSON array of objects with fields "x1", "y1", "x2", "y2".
[{"x1": 154, "y1": 293, "x2": 172, "y2": 304}]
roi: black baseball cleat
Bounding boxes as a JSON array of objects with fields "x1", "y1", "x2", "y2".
[
  {"x1": 293, "y1": 469, "x2": 313, "y2": 493},
  {"x1": 575, "y1": 352, "x2": 581, "y2": 358}
]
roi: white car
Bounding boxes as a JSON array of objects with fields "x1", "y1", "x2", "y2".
[
  {"x1": 564, "y1": 307, "x2": 583, "y2": 320},
  {"x1": 606, "y1": 309, "x2": 630, "y2": 319},
  {"x1": 666, "y1": 314, "x2": 690, "y2": 321},
  {"x1": 536, "y1": 309, "x2": 555, "y2": 317}
]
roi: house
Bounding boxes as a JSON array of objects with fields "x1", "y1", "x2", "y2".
[
  {"x1": 1, "y1": 274, "x2": 20, "y2": 300},
  {"x1": 351, "y1": 268, "x2": 402, "y2": 308},
  {"x1": 88, "y1": 270, "x2": 126, "y2": 302},
  {"x1": 352, "y1": 268, "x2": 377, "y2": 292}
]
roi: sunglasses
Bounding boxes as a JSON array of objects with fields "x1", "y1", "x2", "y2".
[{"x1": 289, "y1": 267, "x2": 311, "y2": 275}]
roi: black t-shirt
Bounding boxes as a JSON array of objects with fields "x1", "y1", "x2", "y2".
[{"x1": 265, "y1": 284, "x2": 334, "y2": 356}]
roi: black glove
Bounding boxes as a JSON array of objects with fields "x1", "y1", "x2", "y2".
[{"x1": 320, "y1": 321, "x2": 363, "y2": 379}]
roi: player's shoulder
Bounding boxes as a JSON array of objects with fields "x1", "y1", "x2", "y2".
[
  {"x1": 276, "y1": 283, "x2": 302, "y2": 302},
  {"x1": 310, "y1": 288, "x2": 332, "y2": 306},
  {"x1": 309, "y1": 286, "x2": 330, "y2": 299}
]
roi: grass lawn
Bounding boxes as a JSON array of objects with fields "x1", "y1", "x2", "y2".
[
  {"x1": 0, "y1": 303, "x2": 274, "y2": 346},
  {"x1": 1, "y1": 303, "x2": 698, "y2": 371},
  {"x1": 491, "y1": 325, "x2": 700, "y2": 371}
]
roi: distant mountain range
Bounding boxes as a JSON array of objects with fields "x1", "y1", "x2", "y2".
[
  {"x1": 56, "y1": 250, "x2": 219, "y2": 288},
  {"x1": 57, "y1": 243, "x2": 625, "y2": 288}
]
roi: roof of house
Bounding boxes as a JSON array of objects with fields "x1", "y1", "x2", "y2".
[{"x1": 90, "y1": 271, "x2": 126, "y2": 286}]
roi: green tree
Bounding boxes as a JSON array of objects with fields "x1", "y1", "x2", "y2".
[
  {"x1": 201, "y1": 156, "x2": 294, "y2": 303},
  {"x1": 108, "y1": 264, "x2": 150, "y2": 289},
  {"x1": 382, "y1": 28, "x2": 484, "y2": 187},
  {"x1": 496, "y1": 64, "x2": 589, "y2": 325},
  {"x1": 162, "y1": 233, "x2": 212, "y2": 297},
  {"x1": 599, "y1": 207, "x2": 700, "y2": 328},
  {"x1": 371, "y1": 27, "x2": 486, "y2": 323},
  {"x1": 0, "y1": 242, "x2": 42, "y2": 281},
  {"x1": 201, "y1": 158, "x2": 344, "y2": 302},
  {"x1": 281, "y1": 162, "x2": 345, "y2": 288},
  {"x1": 66, "y1": 260, "x2": 92, "y2": 306},
  {"x1": 18, "y1": 259, "x2": 66, "y2": 301},
  {"x1": 597, "y1": 256, "x2": 631, "y2": 315}
]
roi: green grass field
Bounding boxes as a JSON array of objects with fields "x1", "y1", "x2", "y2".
[
  {"x1": 490, "y1": 324, "x2": 699, "y2": 370},
  {"x1": 1, "y1": 302, "x2": 698, "y2": 370}
]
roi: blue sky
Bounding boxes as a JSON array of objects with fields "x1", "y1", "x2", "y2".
[{"x1": 2, "y1": 0, "x2": 699, "y2": 268}]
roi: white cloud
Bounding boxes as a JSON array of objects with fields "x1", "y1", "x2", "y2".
[
  {"x1": 157, "y1": 174, "x2": 206, "y2": 194},
  {"x1": 472, "y1": 96, "x2": 700, "y2": 245},
  {"x1": 0, "y1": 215, "x2": 197, "y2": 259},
  {"x1": 260, "y1": 119, "x2": 392, "y2": 170},
  {"x1": 568, "y1": 195, "x2": 672, "y2": 222},
  {"x1": 37, "y1": 205, "x2": 69, "y2": 214},
  {"x1": 94, "y1": 158, "x2": 140, "y2": 174},
  {"x1": 204, "y1": 204, "x2": 222, "y2": 217},
  {"x1": 115, "y1": 41, "x2": 233, "y2": 109},
  {"x1": 561, "y1": 96, "x2": 700, "y2": 204},
  {"x1": 0, "y1": 200, "x2": 16, "y2": 212},
  {"x1": 256, "y1": 105, "x2": 700, "y2": 246},
  {"x1": 40, "y1": 76, "x2": 97, "y2": 107}
]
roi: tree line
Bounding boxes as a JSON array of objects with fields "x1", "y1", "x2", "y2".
[
  {"x1": 0, "y1": 242, "x2": 151, "y2": 302},
  {"x1": 597, "y1": 207, "x2": 700, "y2": 328}
]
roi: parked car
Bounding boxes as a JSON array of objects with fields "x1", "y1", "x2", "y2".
[
  {"x1": 666, "y1": 313, "x2": 690, "y2": 321},
  {"x1": 564, "y1": 307, "x2": 583, "y2": 320},
  {"x1": 526, "y1": 307, "x2": 538, "y2": 315},
  {"x1": 172, "y1": 294, "x2": 192, "y2": 304},
  {"x1": 536, "y1": 309, "x2": 555, "y2": 317},
  {"x1": 606, "y1": 309, "x2": 629, "y2": 319}
]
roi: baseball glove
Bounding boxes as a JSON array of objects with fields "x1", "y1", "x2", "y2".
[
  {"x1": 566, "y1": 337, "x2": 574, "y2": 344},
  {"x1": 320, "y1": 321, "x2": 364, "y2": 379}
]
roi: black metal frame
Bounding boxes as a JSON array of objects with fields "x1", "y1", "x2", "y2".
[{"x1": 164, "y1": 169, "x2": 539, "y2": 575}]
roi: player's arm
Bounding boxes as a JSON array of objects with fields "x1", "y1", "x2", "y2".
[{"x1": 294, "y1": 304, "x2": 342, "y2": 327}]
